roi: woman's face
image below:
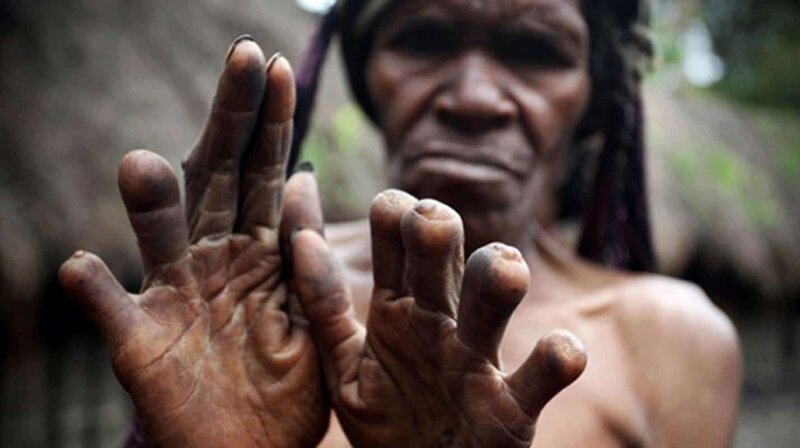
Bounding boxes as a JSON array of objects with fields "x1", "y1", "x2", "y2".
[{"x1": 366, "y1": 0, "x2": 590, "y2": 248}]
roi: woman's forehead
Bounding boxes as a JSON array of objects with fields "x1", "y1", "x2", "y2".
[
  {"x1": 379, "y1": 0, "x2": 586, "y2": 43},
  {"x1": 378, "y1": 0, "x2": 584, "y2": 31},
  {"x1": 385, "y1": 0, "x2": 582, "y2": 21}
]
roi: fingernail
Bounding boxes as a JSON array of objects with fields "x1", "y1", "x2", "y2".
[
  {"x1": 266, "y1": 52, "x2": 283, "y2": 74},
  {"x1": 293, "y1": 160, "x2": 315, "y2": 174},
  {"x1": 73, "y1": 250, "x2": 86, "y2": 258},
  {"x1": 290, "y1": 227, "x2": 305, "y2": 244},
  {"x1": 225, "y1": 34, "x2": 255, "y2": 63}
]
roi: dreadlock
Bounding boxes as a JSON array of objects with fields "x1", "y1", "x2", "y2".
[
  {"x1": 291, "y1": 0, "x2": 657, "y2": 272},
  {"x1": 576, "y1": 0, "x2": 656, "y2": 272}
]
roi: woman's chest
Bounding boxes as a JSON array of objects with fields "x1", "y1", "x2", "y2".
[{"x1": 501, "y1": 308, "x2": 654, "y2": 447}]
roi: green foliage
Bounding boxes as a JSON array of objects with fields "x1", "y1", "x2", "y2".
[
  {"x1": 667, "y1": 147, "x2": 784, "y2": 228},
  {"x1": 778, "y1": 146, "x2": 800, "y2": 180},
  {"x1": 300, "y1": 104, "x2": 366, "y2": 179},
  {"x1": 653, "y1": 1, "x2": 800, "y2": 108},
  {"x1": 746, "y1": 105, "x2": 800, "y2": 183},
  {"x1": 299, "y1": 132, "x2": 327, "y2": 179},
  {"x1": 703, "y1": 0, "x2": 800, "y2": 108},
  {"x1": 298, "y1": 103, "x2": 372, "y2": 215},
  {"x1": 332, "y1": 105, "x2": 363, "y2": 155}
]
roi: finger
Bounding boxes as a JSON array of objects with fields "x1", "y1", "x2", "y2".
[
  {"x1": 401, "y1": 199, "x2": 464, "y2": 317},
  {"x1": 59, "y1": 251, "x2": 138, "y2": 348},
  {"x1": 457, "y1": 243, "x2": 529, "y2": 367},
  {"x1": 370, "y1": 189, "x2": 417, "y2": 293},
  {"x1": 118, "y1": 150, "x2": 189, "y2": 275},
  {"x1": 507, "y1": 329, "x2": 587, "y2": 418},
  {"x1": 292, "y1": 229, "x2": 364, "y2": 383},
  {"x1": 238, "y1": 54, "x2": 295, "y2": 232},
  {"x1": 183, "y1": 36, "x2": 267, "y2": 241},
  {"x1": 278, "y1": 163, "x2": 324, "y2": 259}
]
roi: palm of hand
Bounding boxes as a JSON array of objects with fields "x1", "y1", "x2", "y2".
[
  {"x1": 112, "y1": 234, "x2": 322, "y2": 447},
  {"x1": 60, "y1": 41, "x2": 328, "y2": 447},
  {"x1": 293, "y1": 191, "x2": 587, "y2": 448},
  {"x1": 359, "y1": 294, "x2": 530, "y2": 447}
]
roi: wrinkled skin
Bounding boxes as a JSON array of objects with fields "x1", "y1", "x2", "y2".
[
  {"x1": 367, "y1": 0, "x2": 590, "y2": 255},
  {"x1": 60, "y1": 37, "x2": 586, "y2": 448},
  {"x1": 59, "y1": 42, "x2": 328, "y2": 447},
  {"x1": 315, "y1": 0, "x2": 741, "y2": 446},
  {"x1": 292, "y1": 190, "x2": 586, "y2": 447},
  {"x1": 60, "y1": 0, "x2": 743, "y2": 444}
]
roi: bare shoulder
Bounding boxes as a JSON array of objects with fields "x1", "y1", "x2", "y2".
[
  {"x1": 605, "y1": 273, "x2": 741, "y2": 443},
  {"x1": 610, "y1": 274, "x2": 740, "y2": 361}
]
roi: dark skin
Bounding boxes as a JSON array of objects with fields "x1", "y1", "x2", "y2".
[
  {"x1": 370, "y1": 0, "x2": 590, "y2": 255},
  {"x1": 294, "y1": 191, "x2": 586, "y2": 447},
  {"x1": 60, "y1": 44, "x2": 330, "y2": 447},
  {"x1": 60, "y1": 29, "x2": 586, "y2": 448},
  {"x1": 319, "y1": 0, "x2": 740, "y2": 445},
  {"x1": 61, "y1": 0, "x2": 741, "y2": 446}
]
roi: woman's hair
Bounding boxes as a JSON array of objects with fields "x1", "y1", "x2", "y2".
[
  {"x1": 291, "y1": 0, "x2": 656, "y2": 272},
  {"x1": 574, "y1": 0, "x2": 656, "y2": 272}
]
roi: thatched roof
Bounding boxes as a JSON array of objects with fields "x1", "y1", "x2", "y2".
[{"x1": 647, "y1": 84, "x2": 800, "y2": 303}]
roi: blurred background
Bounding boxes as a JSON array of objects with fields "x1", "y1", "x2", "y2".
[{"x1": 0, "y1": 0, "x2": 798, "y2": 446}]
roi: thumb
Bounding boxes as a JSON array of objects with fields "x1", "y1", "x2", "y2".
[
  {"x1": 292, "y1": 229, "x2": 365, "y2": 386},
  {"x1": 59, "y1": 251, "x2": 137, "y2": 349},
  {"x1": 506, "y1": 329, "x2": 587, "y2": 419}
]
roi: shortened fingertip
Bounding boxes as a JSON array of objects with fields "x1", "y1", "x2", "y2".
[
  {"x1": 370, "y1": 189, "x2": 417, "y2": 213},
  {"x1": 400, "y1": 199, "x2": 464, "y2": 257},
  {"x1": 536, "y1": 329, "x2": 588, "y2": 385},
  {"x1": 370, "y1": 189, "x2": 417, "y2": 231},
  {"x1": 467, "y1": 243, "x2": 530, "y2": 299},
  {"x1": 58, "y1": 251, "x2": 100, "y2": 292},
  {"x1": 411, "y1": 199, "x2": 459, "y2": 222}
]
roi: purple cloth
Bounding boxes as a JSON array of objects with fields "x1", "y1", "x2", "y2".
[{"x1": 123, "y1": 418, "x2": 145, "y2": 448}]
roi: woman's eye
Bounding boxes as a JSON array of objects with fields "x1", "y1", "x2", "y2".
[
  {"x1": 491, "y1": 33, "x2": 573, "y2": 68},
  {"x1": 386, "y1": 22, "x2": 460, "y2": 56}
]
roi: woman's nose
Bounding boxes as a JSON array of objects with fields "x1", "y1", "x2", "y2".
[{"x1": 433, "y1": 53, "x2": 517, "y2": 134}]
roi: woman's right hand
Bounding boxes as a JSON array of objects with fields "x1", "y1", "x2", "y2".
[{"x1": 59, "y1": 39, "x2": 329, "y2": 448}]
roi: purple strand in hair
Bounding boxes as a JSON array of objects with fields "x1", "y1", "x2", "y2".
[
  {"x1": 578, "y1": 94, "x2": 655, "y2": 272},
  {"x1": 123, "y1": 418, "x2": 145, "y2": 448},
  {"x1": 289, "y1": 8, "x2": 339, "y2": 172}
]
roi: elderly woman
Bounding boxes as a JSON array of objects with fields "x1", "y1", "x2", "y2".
[{"x1": 59, "y1": 0, "x2": 741, "y2": 446}]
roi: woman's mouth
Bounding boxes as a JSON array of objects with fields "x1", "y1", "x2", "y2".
[{"x1": 402, "y1": 140, "x2": 527, "y2": 181}]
